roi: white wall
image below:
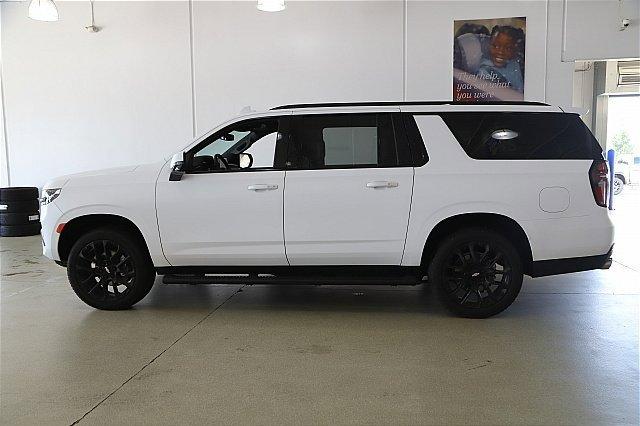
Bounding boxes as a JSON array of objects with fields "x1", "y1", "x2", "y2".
[
  {"x1": 2, "y1": 1, "x2": 193, "y2": 188},
  {"x1": 2, "y1": 0, "x2": 638, "y2": 188},
  {"x1": 192, "y1": 1, "x2": 404, "y2": 134},
  {"x1": 0, "y1": 5, "x2": 9, "y2": 188},
  {"x1": 572, "y1": 61, "x2": 596, "y2": 130}
]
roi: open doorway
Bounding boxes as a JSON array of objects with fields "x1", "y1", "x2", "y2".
[
  {"x1": 574, "y1": 59, "x2": 640, "y2": 270},
  {"x1": 608, "y1": 94, "x2": 640, "y2": 194},
  {"x1": 608, "y1": 94, "x2": 640, "y2": 270}
]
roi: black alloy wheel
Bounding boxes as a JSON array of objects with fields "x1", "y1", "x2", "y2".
[
  {"x1": 74, "y1": 240, "x2": 136, "y2": 300},
  {"x1": 429, "y1": 228, "x2": 523, "y2": 318},
  {"x1": 68, "y1": 229, "x2": 155, "y2": 310}
]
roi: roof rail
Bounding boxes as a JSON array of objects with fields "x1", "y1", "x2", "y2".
[{"x1": 271, "y1": 101, "x2": 550, "y2": 110}]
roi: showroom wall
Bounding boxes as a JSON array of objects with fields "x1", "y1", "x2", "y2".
[
  {"x1": 1, "y1": 1, "x2": 193, "y2": 188},
  {"x1": 1, "y1": 0, "x2": 638, "y2": 188},
  {"x1": 191, "y1": 1, "x2": 404, "y2": 135}
]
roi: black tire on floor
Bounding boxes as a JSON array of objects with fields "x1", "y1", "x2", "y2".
[
  {"x1": 0, "y1": 199, "x2": 40, "y2": 213},
  {"x1": 428, "y1": 227, "x2": 523, "y2": 318},
  {"x1": 0, "y1": 187, "x2": 39, "y2": 202},
  {"x1": 0, "y1": 222, "x2": 41, "y2": 237},
  {"x1": 0, "y1": 212, "x2": 40, "y2": 226},
  {"x1": 67, "y1": 228, "x2": 155, "y2": 310}
]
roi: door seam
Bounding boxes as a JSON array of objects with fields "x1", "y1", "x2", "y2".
[
  {"x1": 282, "y1": 170, "x2": 290, "y2": 266},
  {"x1": 399, "y1": 167, "x2": 415, "y2": 266}
]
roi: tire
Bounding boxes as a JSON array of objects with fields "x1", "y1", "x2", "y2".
[
  {"x1": 613, "y1": 175, "x2": 624, "y2": 195},
  {"x1": 0, "y1": 222, "x2": 40, "y2": 237},
  {"x1": 0, "y1": 223, "x2": 41, "y2": 237},
  {"x1": 67, "y1": 228, "x2": 155, "y2": 310},
  {"x1": 0, "y1": 199, "x2": 40, "y2": 213},
  {"x1": 0, "y1": 212, "x2": 40, "y2": 225},
  {"x1": 428, "y1": 227, "x2": 523, "y2": 318},
  {"x1": 0, "y1": 187, "x2": 39, "y2": 202}
]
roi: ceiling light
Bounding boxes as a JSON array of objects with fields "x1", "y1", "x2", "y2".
[
  {"x1": 28, "y1": 0, "x2": 59, "y2": 22},
  {"x1": 257, "y1": 0, "x2": 285, "y2": 12}
]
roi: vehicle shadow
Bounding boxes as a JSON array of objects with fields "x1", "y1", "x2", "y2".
[
  {"x1": 136, "y1": 277, "x2": 545, "y2": 319},
  {"x1": 138, "y1": 280, "x2": 554, "y2": 319},
  {"x1": 227, "y1": 283, "x2": 443, "y2": 315}
]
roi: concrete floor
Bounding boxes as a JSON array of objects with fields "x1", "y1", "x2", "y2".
[{"x1": 1, "y1": 234, "x2": 639, "y2": 425}]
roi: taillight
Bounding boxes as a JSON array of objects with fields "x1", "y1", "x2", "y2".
[{"x1": 589, "y1": 160, "x2": 609, "y2": 208}]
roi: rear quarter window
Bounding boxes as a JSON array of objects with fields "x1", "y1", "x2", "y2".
[{"x1": 440, "y1": 112, "x2": 603, "y2": 160}]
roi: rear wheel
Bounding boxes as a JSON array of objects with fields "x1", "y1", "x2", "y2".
[
  {"x1": 429, "y1": 228, "x2": 523, "y2": 318},
  {"x1": 613, "y1": 175, "x2": 624, "y2": 195},
  {"x1": 67, "y1": 229, "x2": 155, "y2": 310}
]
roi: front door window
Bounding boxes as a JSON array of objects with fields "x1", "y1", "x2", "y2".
[{"x1": 190, "y1": 118, "x2": 283, "y2": 172}]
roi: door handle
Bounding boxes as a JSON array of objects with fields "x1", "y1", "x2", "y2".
[
  {"x1": 247, "y1": 184, "x2": 278, "y2": 191},
  {"x1": 366, "y1": 181, "x2": 399, "y2": 189}
]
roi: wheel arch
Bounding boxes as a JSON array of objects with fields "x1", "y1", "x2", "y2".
[
  {"x1": 58, "y1": 214, "x2": 152, "y2": 264},
  {"x1": 420, "y1": 213, "x2": 534, "y2": 275}
]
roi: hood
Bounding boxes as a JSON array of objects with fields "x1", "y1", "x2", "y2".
[{"x1": 42, "y1": 165, "x2": 141, "y2": 190}]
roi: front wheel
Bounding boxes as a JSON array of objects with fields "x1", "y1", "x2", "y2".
[
  {"x1": 67, "y1": 229, "x2": 155, "y2": 310},
  {"x1": 429, "y1": 228, "x2": 523, "y2": 318}
]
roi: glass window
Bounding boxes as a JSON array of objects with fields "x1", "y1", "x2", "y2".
[
  {"x1": 288, "y1": 113, "x2": 398, "y2": 169},
  {"x1": 190, "y1": 118, "x2": 281, "y2": 172},
  {"x1": 401, "y1": 114, "x2": 429, "y2": 167},
  {"x1": 440, "y1": 112, "x2": 603, "y2": 160},
  {"x1": 322, "y1": 127, "x2": 378, "y2": 166}
]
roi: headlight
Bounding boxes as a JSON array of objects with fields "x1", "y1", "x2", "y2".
[{"x1": 41, "y1": 188, "x2": 62, "y2": 206}]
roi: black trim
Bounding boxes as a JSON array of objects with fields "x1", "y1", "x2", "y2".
[
  {"x1": 401, "y1": 113, "x2": 429, "y2": 167},
  {"x1": 271, "y1": 101, "x2": 550, "y2": 110},
  {"x1": 530, "y1": 246, "x2": 613, "y2": 278},
  {"x1": 391, "y1": 113, "x2": 413, "y2": 167},
  {"x1": 157, "y1": 265, "x2": 422, "y2": 285}
]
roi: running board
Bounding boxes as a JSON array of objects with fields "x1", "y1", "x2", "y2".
[
  {"x1": 162, "y1": 274, "x2": 421, "y2": 285},
  {"x1": 160, "y1": 266, "x2": 422, "y2": 286}
]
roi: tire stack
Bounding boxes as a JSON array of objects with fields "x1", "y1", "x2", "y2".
[{"x1": 0, "y1": 187, "x2": 41, "y2": 237}]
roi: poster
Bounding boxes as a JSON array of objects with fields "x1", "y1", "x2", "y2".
[{"x1": 453, "y1": 17, "x2": 526, "y2": 103}]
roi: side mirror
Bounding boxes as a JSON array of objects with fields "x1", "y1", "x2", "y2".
[
  {"x1": 239, "y1": 153, "x2": 253, "y2": 168},
  {"x1": 169, "y1": 152, "x2": 186, "y2": 181}
]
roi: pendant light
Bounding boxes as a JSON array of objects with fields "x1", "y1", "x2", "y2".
[
  {"x1": 257, "y1": 0, "x2": 286, "y2": 12},
  {"x1": 28, "y1": 0, "x2": 59, "y2": 22}
]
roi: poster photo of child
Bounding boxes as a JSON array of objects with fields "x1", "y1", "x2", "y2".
[{"x1": 453, "y1": 17, "x2": 526, "y2": 103}]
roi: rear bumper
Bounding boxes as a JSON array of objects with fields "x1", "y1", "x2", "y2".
[{"x1": 530, "y1": 245, "x2": 613, "y2": 278}]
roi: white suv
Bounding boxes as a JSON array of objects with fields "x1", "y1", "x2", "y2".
[{"x1": 40, "y1": 102, "x2": 614, "y2": 318}]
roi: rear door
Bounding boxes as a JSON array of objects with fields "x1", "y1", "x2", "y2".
[{"x1": 283, "y1": 111, "x2": 414, "y2": 265}]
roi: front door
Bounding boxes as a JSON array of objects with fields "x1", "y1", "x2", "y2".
[
  {"x1": 283, "y1": 111, "x2": 414, "y2": 265},
  {"x1": 156, "y1": 116, "x2": 289, "y2": 266}
]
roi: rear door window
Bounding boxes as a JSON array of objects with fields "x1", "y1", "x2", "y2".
[
  {"x1": 287, "y1": 113, "x2": 404, "y2": 169},
  {"x1": 440, "y1": 112, "x2": 603, "y2": 160}
]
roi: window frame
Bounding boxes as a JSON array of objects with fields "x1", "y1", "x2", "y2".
[
  {"x1": 285, "y1": 112, "x2": 412, "y2": 171},
  {"x1": 184, "y1": 116, "x2": 290, "y2": 174}
]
